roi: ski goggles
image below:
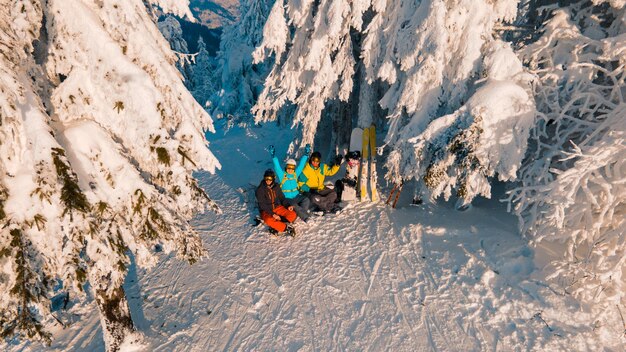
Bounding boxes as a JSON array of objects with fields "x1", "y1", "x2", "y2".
[
  {"x1": 264, "y1": 177, "x2": 274, "y2": 181},
  {"x1": 310, "y1": 157, "x2": 321, "y2": 163},
  {"x1": 286, "y1": 166, "x2": 296, "y2": 171}
]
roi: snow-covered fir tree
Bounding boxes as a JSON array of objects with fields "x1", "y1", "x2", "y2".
[
  {"x1": 213, "y1": 0, "x2": 274, "y2": 124},
  {"x1": 0, "y1": 1, "x2": 220, "y2": 350},
  {"x1": 190, "y1": 36, "x2": 218, "y2": 109}
]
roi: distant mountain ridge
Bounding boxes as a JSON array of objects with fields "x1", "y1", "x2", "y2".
[{"x1": 189, "y1": 0, "x2": 239, "y2": 28}]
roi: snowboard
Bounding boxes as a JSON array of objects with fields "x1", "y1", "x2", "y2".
[
  {"x1": 360, "y1": 128, "x2": 370, "y2": 201},
  {"x1": 369, "y1": 125, "x2": 379, "y2": 202},
  {"x1": 341, "y1": 128, "x2": 363, "y2": 201}
]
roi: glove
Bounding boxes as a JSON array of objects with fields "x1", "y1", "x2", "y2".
[
  {"x1": 304, "y1": 144, "x2": 311, "y2": 156},
  {"x1": 334, "y1": 155, "x2": 344, "y2": 166},
  {"x1": 268, "y1": 145, "x2": 275, "y2": 157}
]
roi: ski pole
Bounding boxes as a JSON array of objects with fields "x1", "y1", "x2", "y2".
[
  {"x1": 386, "y1": 183, "x2": 399, "y2": 206},
  {"x1": 392, "y1": 182, "x2": 404, "y2": 208}
]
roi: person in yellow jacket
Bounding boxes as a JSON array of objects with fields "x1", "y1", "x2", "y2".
[{"x1": 299, "y1": 151, "x2": 344, "y2": 213}]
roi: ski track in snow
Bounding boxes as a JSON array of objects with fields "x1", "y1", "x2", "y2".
[{"x1": 12, "y1": 124, "x2": 609, "y2": 351}]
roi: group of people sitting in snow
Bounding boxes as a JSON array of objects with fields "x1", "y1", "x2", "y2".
[{"x1": 255, "y1": 144, "x2": 345, "y2": 236}]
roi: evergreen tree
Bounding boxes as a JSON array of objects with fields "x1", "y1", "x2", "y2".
[
  {"x1": 190, "y1": 36, "x2": 218, "y2": 109},
  {"x1": 213, "y1": 0, "x2": 275, "y2": 123},
  {"x1": 0, "y1": 1, "x2": 220, "y2": 350}
]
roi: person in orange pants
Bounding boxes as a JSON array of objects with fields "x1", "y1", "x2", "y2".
[{"x1": 255, "y1": 169, "x2": 297, "y2": 235}]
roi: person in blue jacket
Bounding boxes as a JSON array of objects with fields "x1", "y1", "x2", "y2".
[{"x1": 269, "y1": 144, "x2": 312, "y2": 222}]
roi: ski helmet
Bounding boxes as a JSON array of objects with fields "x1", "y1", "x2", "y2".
[
  {"x1": 286, "y1": 159, "x2": 297, "y2": 167},
  {"x1": 263, "y1": 169, "x2": 275, "y2": 180},
  {"x1": 347, "y1": 151, "x2": 361, "y2": 159}
]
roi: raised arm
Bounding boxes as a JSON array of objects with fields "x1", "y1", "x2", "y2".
[
  {"x1": 295, "y1": 154, "x2": 308, "y2": 177},
  {"x1": 272, "y1": 156, "x2": 285, "y2": 182},
  {"x1": 296, "y1": 143, "x2": 311, "y2": 177},
  {"x1": 324, "y1": 163, "x2": 341, "y2": 177}
]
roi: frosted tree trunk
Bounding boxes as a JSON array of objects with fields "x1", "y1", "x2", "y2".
[
  {"x1": 357, "y1": 64, "x2": 374, "y2": 129},
  {"x1": 327, "y1": 100, "x2": 353, "y2": 154},
  {"x1": 95, "y1": 286, "x2": 134, "y2": 352}
]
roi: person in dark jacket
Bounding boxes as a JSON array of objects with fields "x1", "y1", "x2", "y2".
[{"x1": 255, "y1": 169, "x2": 297, "y2": 235}]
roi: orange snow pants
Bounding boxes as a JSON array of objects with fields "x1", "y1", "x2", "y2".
[{"x1": 261, "y1": 206, "x2": 297, "y2": 232}]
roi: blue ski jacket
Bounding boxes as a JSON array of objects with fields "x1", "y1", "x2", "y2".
[{"x1": 272, "y1": 155, "x2": 308, "y2": 199}]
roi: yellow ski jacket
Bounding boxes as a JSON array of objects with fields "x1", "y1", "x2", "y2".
[{"x1": 298, "y1": 162, "x2": 340, "y2": 191}]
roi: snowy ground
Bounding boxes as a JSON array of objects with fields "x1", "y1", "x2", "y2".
[{"x1": 10, "y1": 122, "x2": 618, "y2": 351}]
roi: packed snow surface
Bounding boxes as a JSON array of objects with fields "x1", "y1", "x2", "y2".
[{"x1": 13, "y1": 123, "x2": 621, "y2": 351}]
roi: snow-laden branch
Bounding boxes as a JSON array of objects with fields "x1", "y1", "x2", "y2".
[
  {"x1": 173, "y1": 50, "x2": 198, "y2": 67},
  {"x1": 252, "y1": 0, "x2": 369, "y2": 147}
]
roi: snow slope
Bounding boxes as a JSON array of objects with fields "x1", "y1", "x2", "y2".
[{"x1": 12, "y1": 122, "x2": 620, "y2": 351}]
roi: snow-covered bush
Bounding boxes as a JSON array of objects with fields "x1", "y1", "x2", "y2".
[
  {"x1": 507, "y1": 2, "x2": 626, "y2": 330},
  {"x1": 0, "y1": 1, "x2": 219, "y2": 350}
]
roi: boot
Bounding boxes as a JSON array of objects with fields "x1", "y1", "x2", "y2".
[
  {"x1": 329, "y1": 205, "x2": 342, "y2": 214},
  {"x1": 285, "y1": 224, "x2": 296, "y2": 237}
]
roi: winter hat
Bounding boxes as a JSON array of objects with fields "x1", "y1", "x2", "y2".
[
  {"x1": 263, "y1": 169, "x2": 275, "y2": 180},
  {"x1": 310, "y1": 151, "x2": 322, "y2": 162},
  {"x1": 286, "y1": 159, "x2": 297, "y2": 167}
]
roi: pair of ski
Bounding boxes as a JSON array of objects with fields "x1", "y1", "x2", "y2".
[{"x1": 342, "y1": 125, "x2": 379, "y2": 202}]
